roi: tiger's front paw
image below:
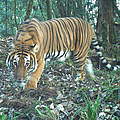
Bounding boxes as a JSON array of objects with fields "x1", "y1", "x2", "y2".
[
  {"x1": 80, "y1": 71, "x2": 86, "y2": 80},
  {"x1": 25, "y1": 80, "x2": 38, "y2": 89}
]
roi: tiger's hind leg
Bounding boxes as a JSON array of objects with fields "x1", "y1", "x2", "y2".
[
  {"x1": 25, "y1": 59, "x2": 45, "y2": 89},
  {"x1": 76, "y1": 64, "x2": 86, "y2": 81},
  {"x1": 79, "y1": 68, "x2": 86, "y2": 80},
  {"x1": 71, "y1": 51, "x2": 87, "y2": 81}
]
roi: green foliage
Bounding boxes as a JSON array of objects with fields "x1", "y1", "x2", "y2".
[
  {"x1": 95, "y1": 69, "x2": 120, "y2": 101},
  {"x1": 35, "y1": 105, "x2": 57, "y2": 120},
  {"x1": 0, "y1": 60, "x2": 5, "y2": 68},
  {"x1": 71, "y1": 95, "x2": 100, "y2": 120},
  {"x1": 84, "y1": 95, "x2": 100, "y2": 120},
  {"x1": 102, "y1": 73, "x2": 120, "y2": 101},
  {"x1": 0, "y1": 112, "x2": 7, "y2": 120},
  {"x1": 0, "y1": 0, "x2": 119, "y2": 43},
  {"x1": 0, "y1": 0, "x2": 100, "y2": 37}
]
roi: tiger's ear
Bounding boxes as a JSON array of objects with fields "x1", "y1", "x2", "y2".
[{"x1": 32, "y1": 44, "x2": 39, "y2": 53}]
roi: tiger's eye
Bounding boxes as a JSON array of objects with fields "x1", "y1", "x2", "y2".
[
  {"x1": 26, "y1": 62, "x2": 30, "y2": 67},
  {"x1": 25, "y1": 60, "x2": 30, "y2": 67},
  {"x1": 13, "y1": 61, "x2": 17, "y2": 67},
  {"x1": 30, "y1": 44, "x2": 36, "y2": 48}
]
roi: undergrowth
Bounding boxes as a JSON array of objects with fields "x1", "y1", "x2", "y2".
[{"x1": 0, "y1": 61, "x2": 120, "y2": 120}]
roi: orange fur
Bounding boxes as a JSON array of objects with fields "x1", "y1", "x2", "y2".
[{"x1": 6, "y1": 17, "x2": 95, "y2": 88}]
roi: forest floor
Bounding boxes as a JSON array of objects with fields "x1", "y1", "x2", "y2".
[{"x1": 0, "y1": 38, "x2": 120, "y2": 120}]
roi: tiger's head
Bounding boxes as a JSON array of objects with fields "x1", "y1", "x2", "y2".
[
  {"x1": 6, "y1": 50, "x2": 38, "y2": 86},
  {"x1": 6, "y1": 19, "x2": 43, "y2": 86}
]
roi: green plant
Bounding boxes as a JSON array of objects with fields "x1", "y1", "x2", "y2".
[
  {"x1": 71, "y1": 94, "x2": 100, "y2": 120},
  {"x1": 85, "y1": 95, "x2": 100, "y2": 120},
  {"x1": 35, "y1": 105, "x2": 57, "y2": 120},
  {"x1": 101, "y1": 71, "x2": 120, "y2": 101},
  {"x1": 0, "y1": 112, "x2": 7, "y2": 120}
]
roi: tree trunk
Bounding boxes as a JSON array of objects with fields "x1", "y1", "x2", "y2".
[
  {"x1": 46, "y1": 0, "x2": 52, "y2": 19},
  {"x1": 5, "y1": 0, "x2": 8, "y2": 35},
  {"x1": 96, "y1": 0, "x2": 115, "y2": 57},
  {"x1": 57, "y1": 0, "x2": 66, "y2": 17},
  {"x1": 14, "y1": 0, "x2": 18, "y2": 29},
  {"x1": 76, "y1": 0, "x2": 84, "y2": 19},
  {"x1": 37, "y1": 0, "x2": 45, "y2": 20},
  {"x1": 24, "y1": 0, "x2": 33, "y2": 20}
]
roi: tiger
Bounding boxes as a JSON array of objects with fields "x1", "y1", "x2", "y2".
[{"x1": 6, "y1": 17, "x2": 119, "y2": 89}]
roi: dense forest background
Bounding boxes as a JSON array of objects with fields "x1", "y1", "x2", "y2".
[{"x1": 0, "y1": 0, "x2": 120, "y2": 120}]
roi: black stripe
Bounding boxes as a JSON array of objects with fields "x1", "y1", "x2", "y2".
[
  {"x1": 53, "y1": 21, "x2": 61, "y2": 51},
  {"x1": 24, "y1": 36, "x2": 33, "y2": 42},
  {"x1": 49, "y1": 21, "x2": 55, "y2": 54},
  {"x1": 59, "y1": 19, "x2": 69, "y2": 48},
  {"x1": 17, "y1": 52, "x2": 28, "y2": 56},
  {"x1": 55, "y1": 19, "x2": 67, "y2": 49},
  {"x1": 61, "y1": 19, "x2": 72, "y2": 48},
  {"x1": 45, "y1": 22, "x2": 52, "y2": 53}
]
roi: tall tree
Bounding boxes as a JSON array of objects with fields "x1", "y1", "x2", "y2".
[
  {"x1": 96, "y1": 0, "x2": 116, "y2": 56},
  {"x1": 57, "y1": 0, "x2": 66, "y2": 17},
  {"x1": 5, "y1": 0, "x2": 8, "y2": 35},
  {"x1": 77, "y1": 0, "x2": 85, "y2": 19},
  {"x1": 24, "y1": 0, "x2": 33, "y2": 20},
  {"x1": 46, "y1": 0, "x2": 52, "y2": 19},
  {"x1": 14, "y1": 0, "x2": 18, "y2": 29}
]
